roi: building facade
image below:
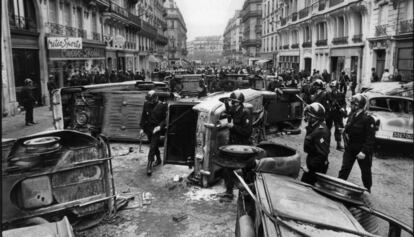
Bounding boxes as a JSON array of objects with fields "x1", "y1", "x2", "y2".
[
  {"x1": 260, "y1": 0, "x2": 277, "y2": 67},
  {"x1": 164, "y1": 0, "x2": 188, "y2": 66},
  {"x1": 2, "y1": 0, "x2": 170, "y2": 117},
  {"x1": 240, "y1": 0, "x2": 262, "y2": 65},
  {"x1": 223, "y1": 11, "x2": 244, "y2": 65},
  {"x1": 187, "y1": 36, "x2": 224, "y2": 65}
]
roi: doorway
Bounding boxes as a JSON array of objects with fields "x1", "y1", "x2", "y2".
[
  {"x1": 375, "y1": 49, "x2": 386, "y2": 79},
  {"x1": 304, "y1": 58, "x2": 312, "y2": 74},
  {"x1": 12, "y1": 49, "x2": 41, "y2": 106},
  {"x1": 330, "y1": 56, "x2": 345, "y2": 81}
]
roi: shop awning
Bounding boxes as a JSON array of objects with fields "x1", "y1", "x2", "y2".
[
  {"x1": 256, "y1": 59, "x2": 272, "y2": 64},
  {"x1": 148, "y1": 55, "x2": 161, "y2": 63}
]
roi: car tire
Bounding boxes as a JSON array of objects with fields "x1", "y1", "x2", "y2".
[{"x1": 256, "y1": 142, "x2": 301, "y2": 178}]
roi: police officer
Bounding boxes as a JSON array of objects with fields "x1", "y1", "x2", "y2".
[
  {"x1": 140, "y1": 90, "x2": 158, "y2": 143},
  {"x1": 197, "y1": 78, "x2": 207, "y2": 98},
  {"x1": 220, "y1": 91, "x2": 253, "y2": 199},
  {"x1": 339, "y1": 70, "x2": 350, "y2": 95},
  {"x1": 146, "y1": 95, "x2": 168, "y2": 176},
  {"x1": 326, "y1": 80, "x2": 347, "y2": 150},
  {"x1": 310, "y1": 79, "x2": 329, "y2": 111},
  {"x1": 21, "y1": 78, "x2": 37, "y2": 126},
  {"x1": 338, "y1": 94, "x2": 376, "y2": 192},
  {"x1": 301, "y1": 102, "x2": 331, "y2": 185}
]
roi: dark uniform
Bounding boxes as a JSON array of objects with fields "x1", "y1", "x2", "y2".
[
  {"x1": 338, "y1": 111, "x2": 376, "y2": 192},
  {"x1": 301, "y1": 122, "x2": 331, "y2": 185},
  {"x1": 310, "y1": 90, "x2": 329, "y2": 112},
  {"x1": 139, "y1": 99, "x2": 157, "y2": 142},
  {"x1": 147, "y1": 101, "x2": 168, "y2": 166},
  {"x1": 326, "y1": 90, "x2": 346, "y2": 144},
  {"x1": 21, "y1": 83, "x2": 36, "y2": 125},
  {"x1": 339, "y1": 73, "x2": 350, "y2": 95},
  {"x1": 350, "y1": 73, "x2": 357, "y2": 95}
]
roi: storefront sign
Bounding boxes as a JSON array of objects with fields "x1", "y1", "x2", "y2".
[
  {"x1": 48, "y1": 46, "x2": 105, "y2": 60},
  {"x1": 47, "y1": 37, "x2": 82, "y2": 49}
]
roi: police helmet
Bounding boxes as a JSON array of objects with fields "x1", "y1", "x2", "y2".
[
  {"x1": 229, "y1": 90, "x2": 245, "y2": 103},
  {"x1": 304, "y1": 102, "x2": 326, "y2": 120},
  {"x1": 24, "y1": 78, "x2": 33, "y2": 85},
  {"x1": 312, "y1": 79, "x2": 325, "y2": 89},
  {"x1": 329, "y1": 80, "x2": 339, "y2": 88},
  {"x1": 146, "y1": 90, "x2": 158, "y2": 101},
  {"x1": 350, "y1": 94, "x2": 367, "y2": 109}
]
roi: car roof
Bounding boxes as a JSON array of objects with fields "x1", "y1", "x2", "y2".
[
  {"x1": 364, "y1": 91, "x2": 414, "y2": 101},
  {"x1": 256, "y1": 173, "x2": 366, "y2": 236},
  {"x1": 364, "y1": 81, "x2": 413, "y2": 97}
]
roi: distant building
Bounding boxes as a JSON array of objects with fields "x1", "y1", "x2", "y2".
[
  {"x1": 187, "y1": 36, "x2": 224, "y2": 65},
  {"x1": 223, "y1": 11, "x2": 244, "y2": 65},
  {"x1": 240, "y1": 0, "x2": 262, "y2": 65},
  {"x1": 164, "y1": 0, "x2": 188, "y2": 67}
]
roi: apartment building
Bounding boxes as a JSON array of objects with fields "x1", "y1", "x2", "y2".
[
  {"x1": 240, "y1": 0, "x2": 262, "y2": 65},
  {"x1": 223, "y1": 11, "x2": 244, "y2": 65}
]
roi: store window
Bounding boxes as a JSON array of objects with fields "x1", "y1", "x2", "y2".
[{"x1": 8, "y1": 0, "x2": 37, "y2": 30}]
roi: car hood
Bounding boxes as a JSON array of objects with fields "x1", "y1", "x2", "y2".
[
  {"x1": 370, "y1": 111, "x2": 413, "y2": 132},
  {"x1": 257, "y1": 173, "x2": 366, "y2": 236}
]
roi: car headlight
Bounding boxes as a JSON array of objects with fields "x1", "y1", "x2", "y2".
[{"x1": 76, "y1": 112, "x2": 88, "y2": 125}]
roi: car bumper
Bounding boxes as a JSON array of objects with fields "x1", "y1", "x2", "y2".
[{"x1": 375, "y1": 130, "x2": 413, "y2": 144}]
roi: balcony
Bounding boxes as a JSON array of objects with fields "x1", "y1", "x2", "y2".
[
  {"x1": 109, "y1": 2, "x2": 129, "y2": 19},
  {"x1": 299, "y1": 7, "x2": 309, "y2": 19},
  {"x1": 352, "y1": 34, "x2": 362, "y2": 43},
  {"x1": 398, "y1": 19, "x2": 413, "y2": 34},
  {"x1": 125, "y1": 41, "x2": 136, "y2": 49},
  {"x1": 77, "y1": 29, "x2": 87, "y2": 38},
  {"x1": 92, "y1": 32, "x2": 101, "y2": 41},
  {"x1": 141, "y1": 21, "x2": 157, "y2": 38},
  {"x1": 291, "y1": 12, "x2": 297, "y2": 22},
  {"x1": 375, "y1": 24, "x2": 387, "y2": 36},
  {"x1": 282, "y1": 44, "x2": 289, "y2": 49},
  {"x1": 329, "y1": 0, "x2": 344, "y2": 7},
  {"x1": 241, "y1": 9, "x2": 262, "y2": 22},
  {"x1": 302, "y1": 41, "x2": 312, "y2": 48},
  {"x1": 155, "y1": 34, "x2": 168, "y2": 45},
  {"x1": 332, "y1": 36, "x2": 348, "y2": 45},
  {"x1": 280, "y1": 17, "x2": 287, "y2": 26},
  {"x1": 46, "y1": 22, "x2": 85, "y2": 37},
  {"x1": 316, "y1": 39, "x2": 327, "y2": 46},
  {"x1": 9, "y1": 15, "x2": 37, "y2": 32},
  {"x1": 242, "y1": 39, "x2": 261, "y2": 47},
  {"x1": 291, "y1": 43, "x2": 299, "y2": 49},
  {"x1": 318, "y1": 0, "x2": 326, "y2": 11}
]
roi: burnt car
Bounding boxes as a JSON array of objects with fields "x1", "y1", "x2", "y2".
[
  {"x1": 364, "y1": 92, "x2": 413, "y2": 144},
  {"x1": 169, "y1": 74, "x2": 204, "y2": 98},
  {"x1": 2, "y1": 130, "x2": 114, "y2": 229},
  {"x1": 234, "y1": 144, "x2": 413, "y2": 237},
  {"x1": 52, "y1": 80, "x2": 174, "y2": 142},
  {"x1": 163, "y1": 89, "x2": 267, "y2": 187}
]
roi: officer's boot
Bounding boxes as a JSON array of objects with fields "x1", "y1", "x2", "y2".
[
  {"x1": 146, "y1": 161, "x2": 153, "y2": 176},
  {"x1": 336, "y1": 141, "x2": 344, "y2": 151}
]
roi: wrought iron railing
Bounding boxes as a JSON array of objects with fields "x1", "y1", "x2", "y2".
[
  {"x1": 291, "y1": 43, "x2": 299, "y2": 48},
  {"x1": 375, "y1": 24, "x2": 387, "y2": 36},
  {"x1": 65, "y1": 26, "x2": 77, "y2": 37},
  {"x1": 398, "y1": 19, "x2": 413, "y2": 34},
  {"x1": 332, "y1": 36, "x2": 348, "y2": 44},
  {"x1": 299, "y1": 7, "x2": 309, "y2": 19},
  {"x1": 316, "y1": 39, "x2": 327, "y2": 46},
  {"x1": 77, "y1": 29, "x2": 87, "y2": 38},
  {"x1": 283, "y1": 44, "x2": 289, "y2": 49},
  {"x1": 352, "y1": 34, "x2": 362, "y2": 42},
  {"x1": 302, "y1": 41, "x2": 312, "y2": 48},
  {"x1": 9, "y1": 15, "x2": 37, "y2": 32}
]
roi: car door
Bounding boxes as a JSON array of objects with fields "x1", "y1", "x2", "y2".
[{"x1": 163, "y1": 102, "x2": 198, "y2": 166}]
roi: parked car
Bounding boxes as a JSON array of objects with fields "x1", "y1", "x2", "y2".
[
  {"x1": 2, "y1": 130, "x2": 114, "y2": 229},
  {"x1": 361, "y1": 81, "x2": 413, "y2": 98},
  {"x1": 234, "y1": 143, "x2": 413, "y2": 236},
  {"x1": 364, "y1": 92, "x2": 413, "y2": 144}
]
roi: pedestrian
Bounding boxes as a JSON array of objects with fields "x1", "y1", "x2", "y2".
[
  {"x1": 197, "y1": 78, "x2": 207, "y2": 98},
  {"x1": 146, "y1": 95, "x2": 168, "y2": 176},
  {"x1": 219, "y1": 91, "x2": 252, "y2": 200},
  {"x1": 370, "y1": 68, "x2": 379, "y2": 82},
  {"x1": 350, "y1": 70, "x2": 357, "y2": 95},
  {"x1": 47, "y1": 75, "x2": 57, "y2": 111},
  {"x1": 326, "y1": 80, "x2": 346, "y2": 150},
  {"x1": 381, "y1": 69, "x2": 391, "y2": 81},
  {"x1": 339, "y1": 71, "x2": 350, "y2": 95},
  {"x1": 301, "y1": 102, "x2": 331, "y2": 185},
  {"x1": 322, "y1": 69, "x2": 331, "y2": 83},
  {"x1": 21, "y1": 78, "x2": 37, "y2": 126},
  {"x1": 140, "y1": 90, "x2": 158, "y2": 145},
  {"x1": 338, "y1": 94, "x2": 376, "y2": 192}
]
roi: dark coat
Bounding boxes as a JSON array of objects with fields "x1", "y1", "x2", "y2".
[
  {"x1": 344, "y1": 111, "x2": 376, "y2": 155},
  {"x1": 327, "y1": 90, "x2": 346, "y2": 113},
  {"x1": 229, "y1": 106, "x2": 252, "y2": 145},
  {"x1": 140, "y1": 100, "x2": 157, "y2": 131},
  {"x1": 149, "y1": 101, "x2": 168, "y2": 132},
  {"x1": 21, "y1": 85, "x2": 36, "y2": 107},
  {"x1": 304, "y1": 122, "x2": 331, "y2": 168}
]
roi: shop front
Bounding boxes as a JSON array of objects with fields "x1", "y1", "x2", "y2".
[
  {"x1": 47, "y1": 39, "x2": 106, "y2": 87},
  {"x1": 330, "y1": 46, "x2": 363, "y2": 82},
  {"x1": 395, "y1": 39, "x2": 414, "y2": 81},
  {"x1": 278, "y1": 52, "x2": 300, "y2": 72}
]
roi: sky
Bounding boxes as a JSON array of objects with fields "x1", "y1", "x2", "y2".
[{"x1": 175, "y1": 0, "x2": 245, "y2": 42}]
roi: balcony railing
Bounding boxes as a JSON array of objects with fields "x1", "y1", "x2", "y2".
[
  {"x1": 316, "y1": 39, "x2": 327, "y2": 46},
  {"x1": 398, "y1": 19, "x2": 413, "y2": 34},
  {"x1": 242, "y1": 39, "x2": 261, "y2": 47},
  {"x1": 302, "y1": 41, "x2": 312, "y2": 48},
  {"x1": 282, "y1": 44, "x2": 289, "y2": 49},
  {"x1": 9, "y1": 15, "x2": 37, "y2": 32},
  {"x1": 299, "y1": 7, "x2": 309, "y2": 19},
  {"x1": 109, "y1": 2, "x2": 129, "y2": 19},
  {"x1": 375, "y1": 24, "x2": 387, "y2": 36},
  {"x1": 292, "y1": 12, "x2": 297, "y2": 22},
  {"x1": 125, "y1": 41, "x2": 136, "y2": 49},
  {"x1": 242, "y1": 9, "x2": 262, "y2": 22},
  {"x1": 352, "y1": 34, "x2": 362, "y2": 43},
  {"x1": 329, "y1": 0, "x2": 344, "y2": 7},
  {"x1": 77, "y1": 29, "x2": 87, "y2": 38},
  {"x1": 332, "y1": 36, "x2": 348, "y2": 44},
  {"x1": 318, "y1": 0, "x2": 326, "y2": 11},
  {"x1": 291, "y1": 43, "x2": 299, "y2": 49},
  {"x1": 92, "y1": 32, "x2": 101, "y2": 41},
  {"x1": 65, "y1": 26, "x2": 77, "y2": 36},
  {"x1": 281, "y1": 17, "x2": 287, "y2": 26}
]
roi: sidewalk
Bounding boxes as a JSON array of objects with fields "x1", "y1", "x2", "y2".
[{"x1": 2, "y1": 106, "x2": 55, "y2": 139}]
